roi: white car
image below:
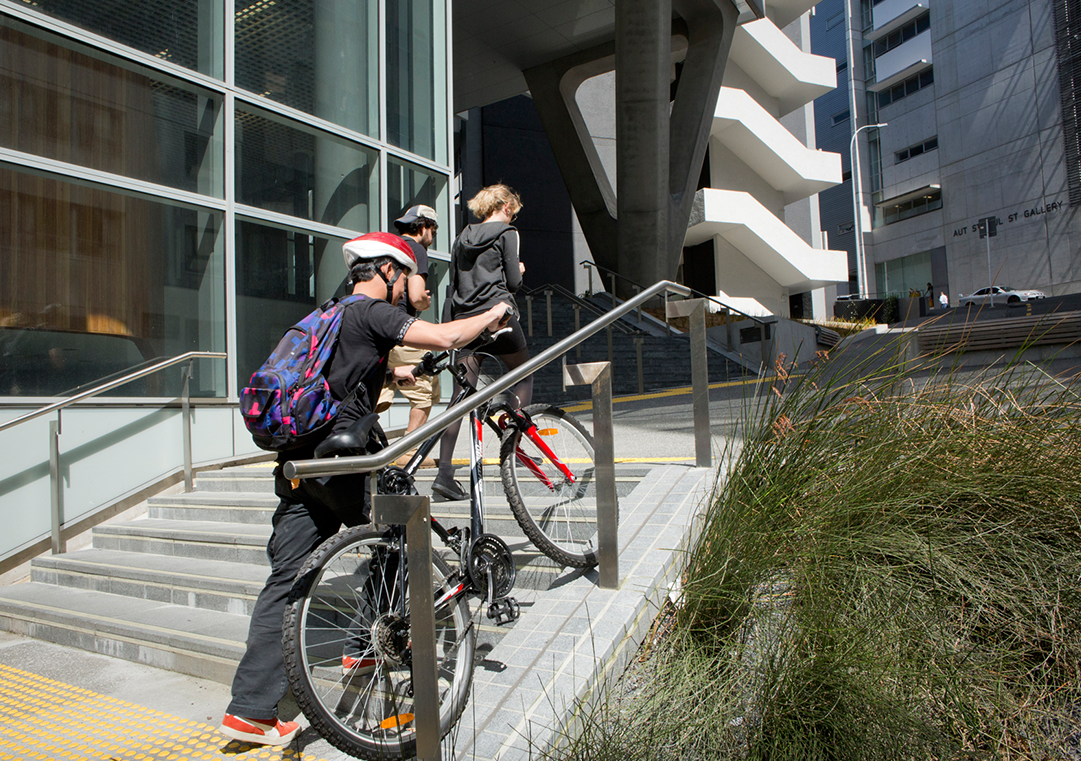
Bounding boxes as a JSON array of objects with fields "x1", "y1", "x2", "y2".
[{"x1": 958, "y1": 286, "x2": 1046, "y2": 307}]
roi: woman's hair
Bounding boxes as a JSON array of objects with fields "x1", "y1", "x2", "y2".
[{"x1": 467, "y1": 184, "x2": 523, "y2": 222}]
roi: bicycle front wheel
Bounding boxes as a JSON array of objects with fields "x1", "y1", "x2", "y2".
[
  {"x1": 500, "y1": 404, "x2": 598, "y2": 568},
  {"x1": 283, "y1": 526, "x2": 475, "y2": 760}
]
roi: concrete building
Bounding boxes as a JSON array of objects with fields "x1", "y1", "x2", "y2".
[{"x1": 813, "y1": 0, "x2": 1081, "y2": 304}]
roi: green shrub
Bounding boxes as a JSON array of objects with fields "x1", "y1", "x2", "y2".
[{"x1": 548, "y1": 342, "x2": 1081, "y2": 761}]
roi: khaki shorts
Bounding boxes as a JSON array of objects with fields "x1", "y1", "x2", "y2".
[{"x1": 377, "y1": 344, "x2": 440, "y2": 413}]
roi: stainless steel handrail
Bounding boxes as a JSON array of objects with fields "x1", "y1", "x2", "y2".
[
  {"x1": 581, "y1": 260, "x2": 768, "y2": 327},
  {"x1": 0, "y1": 351, "x2": 228, "y2": 433},
  {"x1": 1, "y1": 350, "x2": 227, "y2": 555},
  {"x1": 284, "y1": 279, "x2": 693, "y2": 480}
]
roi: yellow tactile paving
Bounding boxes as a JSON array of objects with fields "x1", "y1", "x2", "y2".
[{"x1": 0, "y1": 663, "x2": 329, "y2": 761}]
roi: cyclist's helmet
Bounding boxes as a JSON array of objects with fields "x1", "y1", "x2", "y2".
[{"x1": 342, "y1": 232, "x2": 418, "y2": 277}]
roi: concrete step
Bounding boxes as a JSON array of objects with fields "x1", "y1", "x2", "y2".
[
  {"x1": 194, "y1": 466, "x2": 276, "y2": 493},
  {"x1": 30, "y1": 548, "x2": 268, "y2": 616},
  {"x1": 148, "y1": 493, "x2": 279, "y2": 524},
  {"x1": 92, "y1": 519, "x2": 272, "y2": 566},
  {"x1": 0, "y1": 583, "x2": 248, "y2": 683}
]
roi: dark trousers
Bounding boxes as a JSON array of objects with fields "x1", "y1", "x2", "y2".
[{"x1": 226, "y1": 468, "x2": 368, "y2": 720}]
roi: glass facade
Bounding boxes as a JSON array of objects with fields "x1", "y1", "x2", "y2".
[{"x1": 0, "y1": 0, "x2": 451, "y2": 400}]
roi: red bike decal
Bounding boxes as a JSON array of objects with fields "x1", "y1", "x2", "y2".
[{"x1": 515, "y1": 424, "x2": 575, "y2": 490}]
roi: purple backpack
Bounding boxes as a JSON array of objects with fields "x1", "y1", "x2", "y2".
[{"x1": 240, "y1": 294, "x2": 366, "y2": 452}]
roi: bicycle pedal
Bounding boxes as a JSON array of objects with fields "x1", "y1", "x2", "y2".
[{"x1": 486, "y1": 597, "x2": 520, "y2": 625}]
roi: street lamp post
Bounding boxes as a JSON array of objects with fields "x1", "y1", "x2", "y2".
[{"x1": 850, "y1": 122, "x2": 887, "y2": 298}]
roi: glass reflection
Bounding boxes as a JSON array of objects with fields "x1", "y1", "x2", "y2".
[
  {"x1": 236, "y1": 105, "x2": 378, "y2": 233},
  {"x1": 386, "y1": 0, "x2": 445, "y2": 161},
  {"x1": 13, "y1": 0, "x2": 224, "y2": 79},
  {"x1": 0, "y1": 168, "x2": 226, "y2": 397},
  {"x1": 0, "y1": 19, "x2": 223, "y2": 196},
  {"x1": 236, "y1": 221, "x2": 348, "y2": 391},
  {"x1": 235, "y1": 0, "x2": 378, "y2": 138},
  {"x1": 387, "y1": 158, "x2": 448, "y2": 241}
]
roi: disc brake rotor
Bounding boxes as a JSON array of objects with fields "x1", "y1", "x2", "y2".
[{"x1": 467, "y1": 533, "x2": 516, "y2": 599}]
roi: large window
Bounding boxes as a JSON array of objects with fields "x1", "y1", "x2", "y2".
[
  {"x1": 387, "y1": 0, "x2": 447, "y2": 162},
  {"x1": 0, "y1": 168, "x2": 226, "y2": 397},
  {"x1": 235, "y1": 0, "x2": 379, "y2": 138},
  {"x1": 236, "y1": 104, "x2": 379, "y2": 231},
  {"x1": 388, "y1": 158, "x2": 449, "y2": 239},
  {"x1": 12, "y1": 0, "x2": 224, "y2": 79},
  {"x1": 236, "y1": 220, "x2": 348, "y2": 390},
  {"x1": 875, "y1": 188, "x2": 942, "y2": 227},
  {"x1": 873, "y1": 13, "x2": 930, "y2": 58},
  {"x1": 878, "y1": 68, "x2": 934, "y2": 108},
  {"x1": 1, "y1": 18, "x2": 224, "y2": 196}
]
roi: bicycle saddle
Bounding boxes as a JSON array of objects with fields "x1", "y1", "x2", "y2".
[{"x1": 314, "y1": 413, "x2": 379, "y2": 458}]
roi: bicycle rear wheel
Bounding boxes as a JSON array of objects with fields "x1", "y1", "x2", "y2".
[
  {"x1": 500, "y1": 404, "x2": 598, "y2": 568},
  {"x1": 283, "y1": 526, "x2": 475, "y2": 760}
]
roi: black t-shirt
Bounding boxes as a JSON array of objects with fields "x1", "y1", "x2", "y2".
[
  {"x1": 397, "y1": 237, "x2": 429, "y2": 319},
  {"x1": 326, "y1": 296, "x2": 414, "y2": 433}
]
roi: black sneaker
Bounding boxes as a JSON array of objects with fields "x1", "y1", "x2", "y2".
[{"x1": 432, "y1": 478, "x2": 468, "y2": 501}]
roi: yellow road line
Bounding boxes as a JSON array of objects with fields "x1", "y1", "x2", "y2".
[{"x1": 563, "y1": 374, "x2": 777, "y2": 412}]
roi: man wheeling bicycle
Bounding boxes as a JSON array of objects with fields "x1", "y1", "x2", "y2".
[{"x1": 220, "y1": 232, "x2": 509, "y2": 747}]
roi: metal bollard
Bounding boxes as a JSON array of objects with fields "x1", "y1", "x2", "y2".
[
  {"x1": 563, "y1": 362, "x2": 619, "y2": 589},
  {"x1": 525, "y1": 294, "x2": 533, "y2": 337},
  {"x1": 371, "y1": 494, "x2": 442, "y2": 761}
]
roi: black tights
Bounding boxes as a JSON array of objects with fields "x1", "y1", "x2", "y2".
[{"x1": 436, "y1": 347, "x2": 532, "y2": 483}]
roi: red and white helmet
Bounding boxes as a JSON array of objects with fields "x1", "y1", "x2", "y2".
[{"x1": 342, "y1": 232, "x2": 418, "y2": 276}]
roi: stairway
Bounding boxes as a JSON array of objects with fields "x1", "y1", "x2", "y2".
[
  {"x1": 514, "y1": 290, "x2": 753, "y2": 405},
  {"x1": 0, "y1": 462, "x2": 650, "y2": 684}
]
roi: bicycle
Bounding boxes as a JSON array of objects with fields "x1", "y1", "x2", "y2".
[{"x1": 282, "y1": 346, "x2": 598, "y2": 759}]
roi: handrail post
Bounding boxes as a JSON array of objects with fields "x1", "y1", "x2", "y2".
[
  {"x1": 725, "y1": 307, "x2": 734, "y2": 349},
  {"x1": 525, "y1": 294, "x2": 533, "y2": 337},
  {"x1": 49, "y1": 416, "x2": 64, "y2": 555},
  {"x1": 609, "y1": 273, "x2": 617, "y2": 298},
  {"x1": 586, "y1": 264, "x2": 594, "y2": 296},
  {"x1": 663, "y1": 292, "x2": 671, "y2": 337},
  {"x1": 634, "y1": 335, "x2": 645, "y2": 394},
  {"x1": 606, "y1": 325, "x2": 613, "y2": 365},
  {"x1": 635, "y1": 286, "x2": 642, "y2": 324},
  {"x1": 545, "y1": 289, "x2": 553, "y2": 337},
  {"x1": 563, "y1": 362, "x2": 618, "y2": 589},
  {"x1": 688, "y1": 300, "x2": 711, "y2": 468},
  {"x1": 574, "y1": 304, "x2": 581, "y2": 359},
  {"x1": 371, "y1": 494, "x2": 440, "y2": 761},
  {"x1": 181, "y1": 362, "x2": 194, "y2": 493}
]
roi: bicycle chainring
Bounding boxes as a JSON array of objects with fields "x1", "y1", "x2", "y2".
[
  {"x1": 378, "y1": 466, "x2": 415, "y2": 496},
  {"x1": 467, "y1": 533, "x2": 516, "y2": 600}
]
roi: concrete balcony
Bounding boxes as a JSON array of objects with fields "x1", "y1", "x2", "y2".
[
  {"x1": 729, "y1": 19, "x2": 836, "y2": 116},
  {"x1": 872, "y1": 30, "x2": 932, "y2": 87},
  {"x1": 685, "y1": 188, "x2": 849, "y2": 297},
  {"x1": 711, "y1": 87, "x2": 842, "y2": 205},
  {"x1": 766, "y1": 0, "x2": 820, "y2": 31}
]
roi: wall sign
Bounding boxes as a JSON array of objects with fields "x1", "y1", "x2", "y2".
[{"x1": 952, "y1": 199, "x2": 1064, "y2": 237}]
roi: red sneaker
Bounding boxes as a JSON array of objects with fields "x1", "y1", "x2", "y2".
[
  {"x1": 342, "y1": 654, "x2": 379, "y2": 675},
  {"x1": 219, "y1": 714, "x2": 300, "y2": 746}
]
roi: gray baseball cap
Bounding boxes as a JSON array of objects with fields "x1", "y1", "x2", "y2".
[{"x1": 393, "y1": 204, "x2": 438, "y2": 229}]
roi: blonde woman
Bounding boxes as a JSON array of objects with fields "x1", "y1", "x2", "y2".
[{"x1": 433, "y1": 184, "x2": 532, "y2": 501}]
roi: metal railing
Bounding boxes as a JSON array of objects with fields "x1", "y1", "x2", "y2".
[
  {"x1": 1, "y1": 351, "x2": 227, "y2": 554},
  {"x1": 581, "y1": 259, "x2": 770, "y2": 328},
  {"x1": 284, "y1": 279, "x2": 702, "y2": 482},
  {"x1": 285, "y1": 281, "x2": 715, "y2": 761}
]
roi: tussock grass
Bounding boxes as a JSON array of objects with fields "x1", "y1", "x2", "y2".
[{"x1": 547, "y1": 341, "x2": 1081, "y2": 761}]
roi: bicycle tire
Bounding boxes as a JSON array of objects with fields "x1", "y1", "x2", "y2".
[
  {"x1": 283, "y1": 525, "x2": 475, "y2": 760},
  {"x1": 500, "y1": 404, "x2": 599, "y2": 568}
]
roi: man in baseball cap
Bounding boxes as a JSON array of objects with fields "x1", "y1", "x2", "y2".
[
  {"x1": 379, "y1": 206, "x2": 441, "y2": 466},
  {"x1": 222, "y1": 229, "x2": 509, "y2": 747}
]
